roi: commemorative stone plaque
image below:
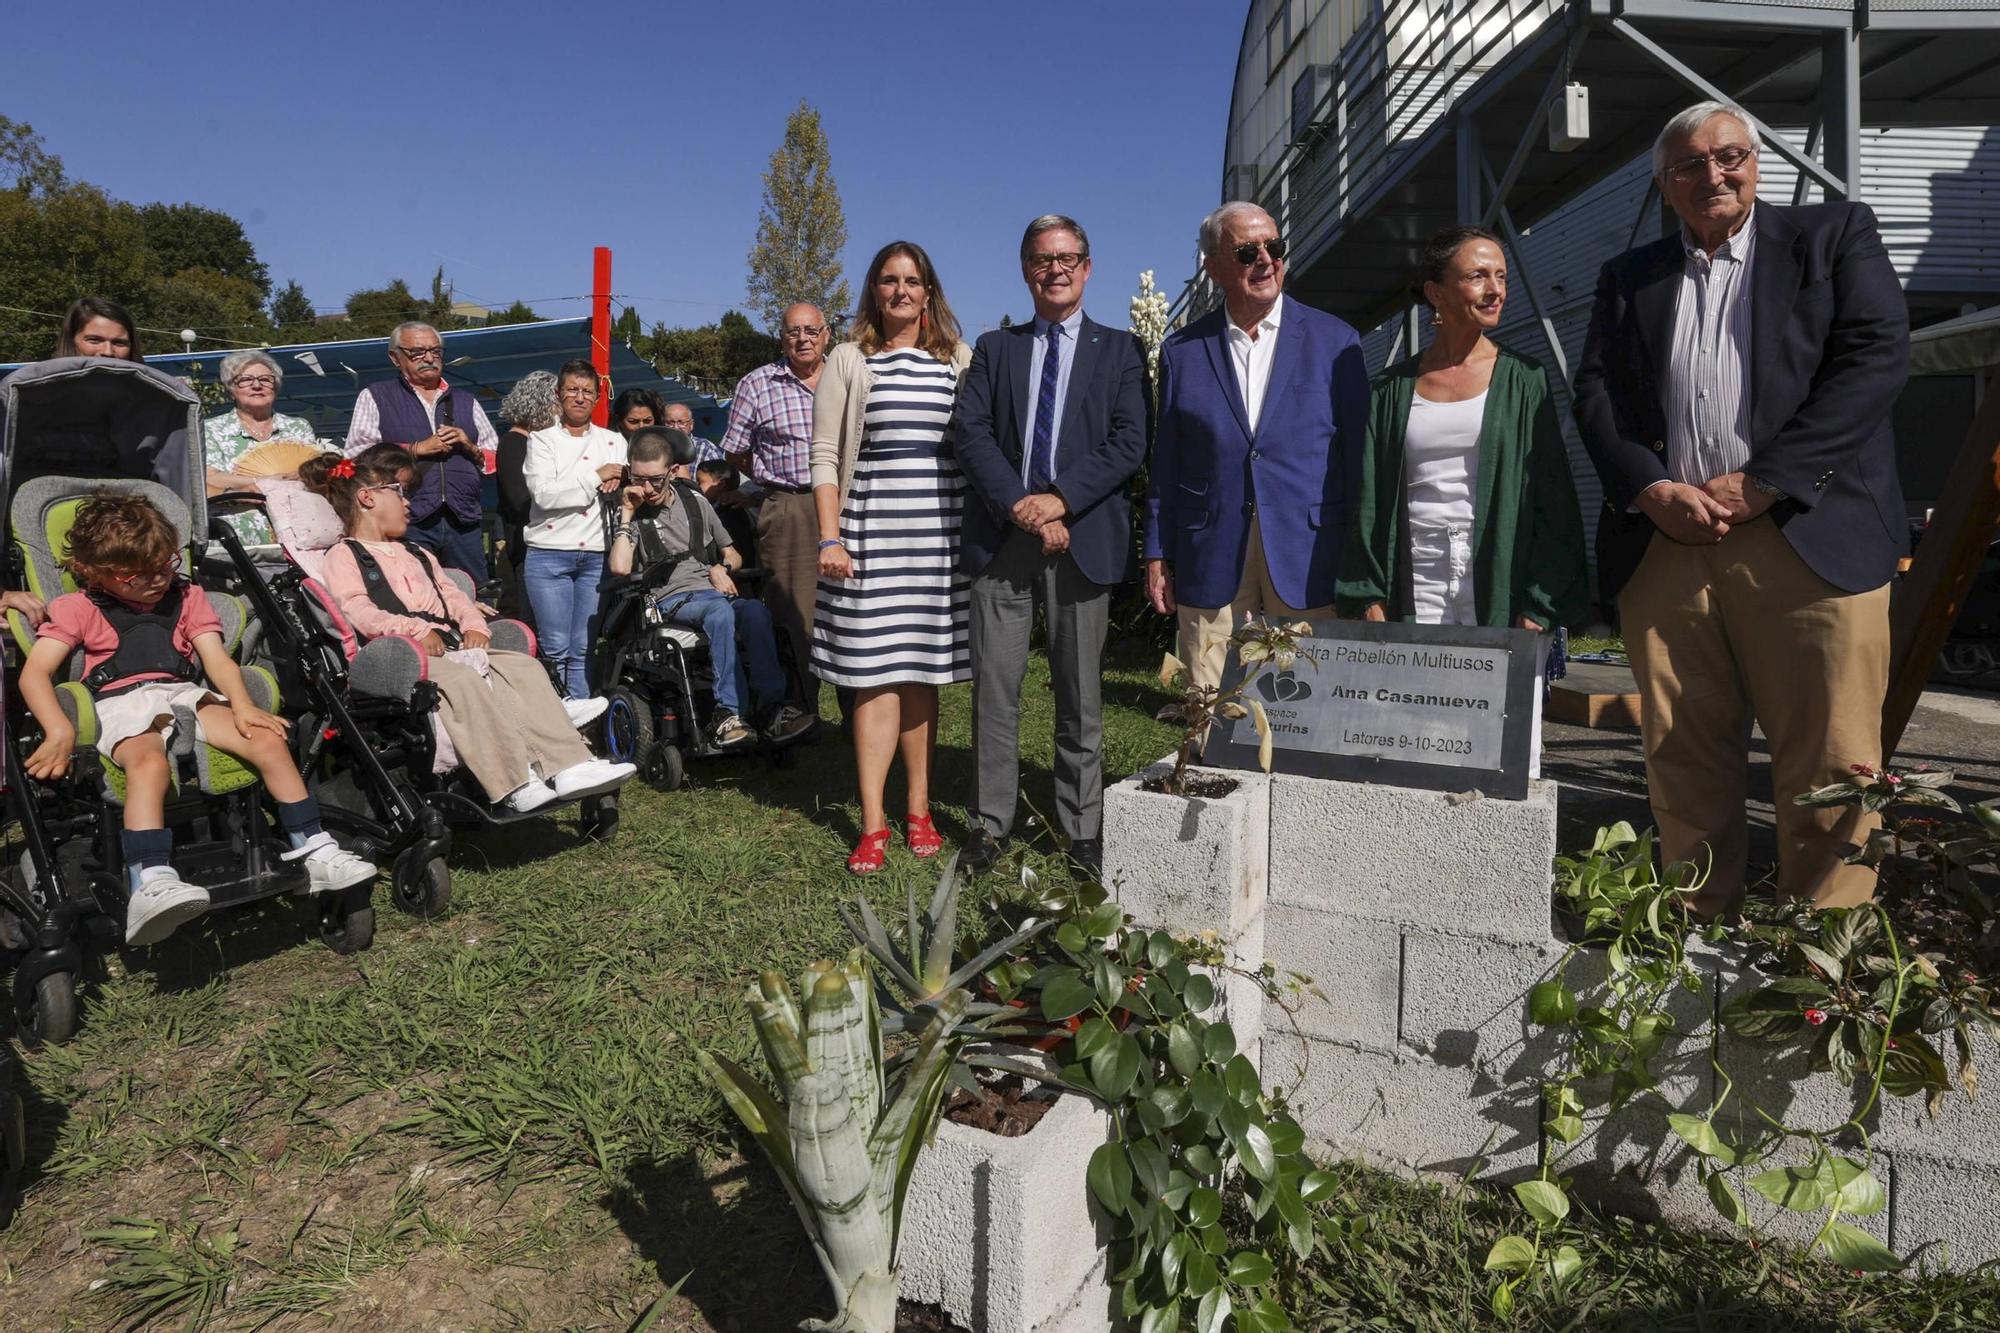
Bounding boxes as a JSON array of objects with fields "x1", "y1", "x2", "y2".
[{"x1": 1206, "y1": 620, "x2": 1546, "y2": 799}]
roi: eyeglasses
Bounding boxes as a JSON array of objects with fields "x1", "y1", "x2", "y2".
[
  {"x1": 561, "y1": 386, "x2": 599, "y2": 399},
  {"x1": 231, "y1": 376, "x2": 277, "y2": 389},
  {"x1": 361, "y1": 482, "x2": 406, "y2": 500},
  {"x1": 1665, "y1": 146, "x2": 1756, "y2": 181},
  {"x1": 395, "y1": 345, "x2": 445, "y2": 361},
  {"x1": 1230, "y1": 238, "x2": 1288, "y2": 266},
  {"x1": 782, "y1": 325, "x2": 825, "y2": 339},
  {"x1": 1026, "y1": 251, "x2": 1088, "y2": 274},
  {"x1": 108, "y1": 554, "x2": 183, "y2": 586},
  {"x1": 629, "y1": 473, "x2": 670, "y2": 490}
]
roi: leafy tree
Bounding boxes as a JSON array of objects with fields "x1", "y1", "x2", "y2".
[
  {"x1": 745, "y1": 100, "x2": 850, "y2": 334},
  {"x1": 611, "y1": 305, "x2": 642, "y2": 346},
  {"x1": 343, "y1": 279, "x2": 425, "y2": 336},
  {"x1": 269, "y1": 280, "x2": 316, "y2": 332},
  {"x1": 144, "y1": 268, "x2": 271, "y2": 349},
  {"x1": 999, "y1": 314, "x2": 1014, "y2": 329},
  {"x1": 645, "y1": 309, "x2": 782, "y2": 395},
  {"x1": 485, "y1": 300, "x2": 542, "y2": 326},
  {"x1": 0, "y1": 115, "x2": 65, "y2": 196},
  {"x1": 0, "y1": 183, "x2": 153, "y2": 361},
  {"x1": 133, "y1": 202, "x2": 269, "y2": 298}
]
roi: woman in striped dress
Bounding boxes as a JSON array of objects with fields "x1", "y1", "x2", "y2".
[{"x1": 811, "y1": 240, "x2": 973, "y2": 874}]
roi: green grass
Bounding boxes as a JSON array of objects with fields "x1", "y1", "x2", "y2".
[{"x1": 3, "y1": 642, "x2": 1996, "y2": 1330}]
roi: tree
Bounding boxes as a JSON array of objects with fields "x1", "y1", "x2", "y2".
[
  {"x1": 134, "y1": 203, "x2": 269, "y2": 299},
  {"x1": 645, "y1": 309, "x2": 782, "y2": 395},
  {"x1": 485, "y1": 300, "x2": 543, "y2": 326},
  {"x1": 611, "y1": 305, "x2": 643, "y2": 346},
  {"x1": 343, "y1": 279, "x2": 425, "y2": 336},
  {"x1": 0, "y1": 184, "x2": 153, "y2": 362},
  {"x1": 745, "y1": 100, "x2": 850, "y2": 334},
  {"x1": 0, "y1": 115, "x2": 65, "y2": 196},
  {"x1": 269, "y1": 280, "x2": 316, "y2": 332},
  {"x1": 144, "y1": 267, "x2": 270, "y2": 348}
]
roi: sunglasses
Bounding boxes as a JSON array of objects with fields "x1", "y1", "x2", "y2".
[
  {"x1": 628, "y1": 473, "x2": 671, "y2": 490},
  {"x1": 1231, "y1": 238, "x2": 1287, "y2": 265},
  {"x1": 107, "y1": 554, "x2": 183, "y2": 586}
]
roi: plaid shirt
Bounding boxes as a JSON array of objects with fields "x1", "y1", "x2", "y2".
[{"x1": 721, "y1": 360, "x2": 816, "y2": 488}]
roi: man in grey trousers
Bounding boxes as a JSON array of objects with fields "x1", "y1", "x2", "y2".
[{"x1": 951, "y1": 214, "x2": 1151, "y2": 876}]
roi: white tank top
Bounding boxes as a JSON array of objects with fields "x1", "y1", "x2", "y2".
[{"x1": 1405, "y1": 390, "x2": 1486, "y2": 532}]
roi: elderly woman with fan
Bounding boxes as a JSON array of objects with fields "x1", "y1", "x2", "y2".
[{"x1": 204, "y1": 349, "x2": 322, "y2": 543}]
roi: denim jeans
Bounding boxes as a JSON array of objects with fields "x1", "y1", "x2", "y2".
[
  {"x1": 406, "y1": 509, "x2": 489, "y2": 582},
  {"x1": 656, "y1": 588, "x2": 785, "y2": 719},
  {"x1": 523, "y1": 547, "x2": 604, "y2": 700}
]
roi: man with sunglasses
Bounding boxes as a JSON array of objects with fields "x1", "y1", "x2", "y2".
[
  {"x1": 608, "y1": 428, "x2": 813, "y2": 750},
  {"x1": 1144, "y1": 202, "x2": 1370, "y2": 694},
  {"x1": 722, "y1": 303, "x2": 837, "y2": 727},
  {"x1": 1575, "y1": 100, "x2": 1909, "y2": 919},
  {"x1": 343, "y1": 320, "x2": 499, "y2": 582}
]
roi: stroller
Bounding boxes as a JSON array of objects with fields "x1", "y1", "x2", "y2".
[
  {"x1": 0, "y1": 358, "x2": 367, "y2": 1046},
  {"x1": 204, "y1": 477, "x2": 622, "y2": 885},
  {"x1": 593, "y1": 477, "x2": 808, "y2": 792}
]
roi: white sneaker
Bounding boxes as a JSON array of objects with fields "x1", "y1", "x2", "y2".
[
  {"x1": 563, "y1": 698, "x2": 609, "y2": 729},
  {"x1": 286, "y1": 832, "x2": 379, "y2": 895},
  {"x1": 550, "y1": 758, "x2": 637, "y2": 799},
  {"x1": 125, "y1": 867, "x2": 211, "y2": 946},
  {"x1": 502, "y1": 779, "x2": 560, "y2": 813}
]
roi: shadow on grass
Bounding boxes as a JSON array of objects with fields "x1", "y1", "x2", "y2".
[{"x1": 608, "y1": 1151, "x2": 826, "y2": 1332}]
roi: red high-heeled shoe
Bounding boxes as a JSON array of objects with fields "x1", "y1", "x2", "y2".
[
  {"x1": 848, "y1": 827, "x2": 893, "y2": 875},
  {"x1": 905, "y1": 813, "x2": 942, "y2": 858}
]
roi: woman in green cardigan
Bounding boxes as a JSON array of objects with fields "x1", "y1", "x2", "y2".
[{"x1": 1337, "y1": 226, "x2": 1588, "y2": 631}]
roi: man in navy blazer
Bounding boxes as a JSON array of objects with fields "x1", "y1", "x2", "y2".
[
  {"x1": 1143, "y1": 202, "x2": 1370, "y2": 692},
  {"x1": 953, "y1": 214, "x2": 1149, "y2": 875},
  {"x1": 1575, "y1": 100, "x2": 1910, "y2": 917}
]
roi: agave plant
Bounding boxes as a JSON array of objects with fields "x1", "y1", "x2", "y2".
[{"x1": 699, "y1": 949, "x2": 968, "y2": 1333}]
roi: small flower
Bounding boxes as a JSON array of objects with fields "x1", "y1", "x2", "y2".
[
  {"x1": 1805, "y1": 1007, "x2": 1828, "y2": 1026},
  {"x1": 1884, "y1": 773, "x2": 1902, "y2": 786},
  {"x1": 330, "y1": 458, "x2": 356, "y2": 479},
  {"x1": 1850, "y1": 763, "x2": 1875, "y2": 776}
]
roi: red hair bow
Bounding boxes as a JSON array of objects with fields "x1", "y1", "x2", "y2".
[{"x1": 330, "y1": 459, "x2": 356, "y2": 479}]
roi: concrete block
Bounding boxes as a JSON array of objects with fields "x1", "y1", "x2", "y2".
[
  {"x1": 1874, "y1": 1028, "x2": 2000, "y2": 1167},
  {"x1": 1397, "y1": 930, "x2": 1568, "y2": 1074},
  {"x1": 1889, "y1": 1149, "x2": 2000, "y2": 1267},
  {"x1": 900, "y1": 1092, "x2": 1115, "y2": 1333},
  {"x1": 1263, "y1": 902, "x2": 1402, "y2": 1050},
  {"x1": 1268, "y1": 775, "x2": 1558, "y2": 944},
  {"x1": 1264, "y1": 1030, "x2": 1542, "y2": 1180},
  {"x1": 1105, "y1": 759, "x2": 1268, "y2": 947},
  {"x1": 1194, "y1": 911, "x2": 1270, "y2": 1059}
]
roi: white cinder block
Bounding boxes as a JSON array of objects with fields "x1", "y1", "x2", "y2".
[
  {"x1": 1104, "y1": 759, "x2": 1268, "y2": 947},
  {"x1": 1264, "y1": 903, "x2": 1402, "y2": 1051}
]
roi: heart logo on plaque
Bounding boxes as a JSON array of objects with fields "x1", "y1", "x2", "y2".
[{"x1": 1255, "y1": 671, "x2": 1313, "y2": 703}]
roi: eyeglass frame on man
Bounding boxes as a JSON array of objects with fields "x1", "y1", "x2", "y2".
[
  {"x1": 781, "y1": 323, "x2": 825, "y2": 340},
  {"x1": 393, "y1": 342, "x2": 445, "y2": 361},
  {"x1": 230, "y1": 375, "x2": 278, "y2": 390},
  {"x1": 1664, "y1": 145, "x2": 1757, "y2": 181},
  {"x1": 1229, "y1": 237, "x2": 1288, "y2": 266},
  {"x1": 1024, "y1": 250, "x2": 1088, "y2": 274}
]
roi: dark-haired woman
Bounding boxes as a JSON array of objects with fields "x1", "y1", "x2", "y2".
[
  {"x1": 522, "y1": 359, "x2": 626, "y2": 704},
  {"x1": 810, "y1": 241, "x2": 972, "y2": 874},
  {"x1": 610, "y1": 387, "x2": 666, "y2": 439},
  {"x1": 1338, "y1": 226, "x2": 1586, "y2": 632},
  {"x1": 55, "y1": 296, "x2": 143, "y2": 361}
]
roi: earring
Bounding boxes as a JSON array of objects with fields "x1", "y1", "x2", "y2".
[{"x1": 1431, "y1": 311, "x2": 1444, "y2": 328}]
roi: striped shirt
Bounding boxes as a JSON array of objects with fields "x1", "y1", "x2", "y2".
[
  {"x1": 721, "y1": 360, "x2": 816, "y2": 488},
  {"x1": 1663, "y1": 213, "x2": 1756, "y2": 487}
]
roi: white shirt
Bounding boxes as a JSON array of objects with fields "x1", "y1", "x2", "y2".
[
  {"x1": 1405, "y1": 390, "x2": 1484, "y2": 533},
  {"x1": 1224, "y1": 296, "x2": 1285, "y2": 434},
  {"x1": 522, "y1": 423, "x2": 627, "y2": 551},
  {"x1": 1663, "y1": 211, "x2": 1756, "y2": 486}
]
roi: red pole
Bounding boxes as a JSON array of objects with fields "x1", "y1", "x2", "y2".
[{"x1": 590, "y1": 245, "x2": 612, "y2": 427}]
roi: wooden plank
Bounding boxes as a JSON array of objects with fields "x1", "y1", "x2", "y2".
[
  {"x1": 1885, "y1": 363, "x2": 2000, "y2": 759},
  {"x1": 1548, "y1": 661, "x2": 1642, "y2": 729}
]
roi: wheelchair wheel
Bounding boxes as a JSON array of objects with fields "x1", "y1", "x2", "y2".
[
  {"x1": 22, "y1": 971, "x2": 76, "y2": 1047},
  {"x1": 603, "y1": 687, "x2": 654, "y2": 765},
  {"x1": 581, "y1": 795, "x2": 618, "y2": 842},
  {"x1": 391, "y1": 853, "x2": 452, "y2": 919},
  {"x1": 643, "y1": 742, "x2": 685, "y2": 793},
  {"x1": 319, "y1": 899, "x2": 375, "y2": 955}
]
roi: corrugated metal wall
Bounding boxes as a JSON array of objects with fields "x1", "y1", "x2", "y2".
[{"x1": 1352, "y1": 124, "x2": 2000, "y2": 555}]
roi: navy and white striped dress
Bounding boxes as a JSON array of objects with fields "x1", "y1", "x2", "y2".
[{"x1": 811, "y1": 348, "x2": 971, "y2": 687}]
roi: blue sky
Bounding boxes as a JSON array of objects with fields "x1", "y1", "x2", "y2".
[{"x1": 3, "y1": 1, "x2": 1245, "y2": 337}]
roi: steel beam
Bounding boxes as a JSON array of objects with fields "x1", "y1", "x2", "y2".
[
  {"x1": 1792, "y1": 119, "x2": 1823, "y2": 206},
  {"x1": 1821, "y1": 27, "x2": 1861, "y2": 200},
  {"x1": 1482, "y1": 159, "x2": 1572, "y2": 385}
]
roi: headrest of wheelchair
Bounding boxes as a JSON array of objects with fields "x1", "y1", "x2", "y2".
[
  {"x1": 9, "y1": 477, "x2": 192, "y2": 603},
  {"x1": 630, "y1": 426, "x2": 697, "y2": 468}
]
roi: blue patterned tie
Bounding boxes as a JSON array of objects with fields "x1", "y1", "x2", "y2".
[{"x1": 1028, "y1": 321, "x2": 1061, "y2": 491}]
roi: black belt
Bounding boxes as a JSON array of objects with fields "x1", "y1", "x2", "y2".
[{"x1": 758, "y1": 481, "x2": 813, "y2": 495}]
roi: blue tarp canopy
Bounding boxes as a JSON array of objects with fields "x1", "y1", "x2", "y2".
[{"x1": 9, "y1": 318, "x2": 729, "y2": 443}]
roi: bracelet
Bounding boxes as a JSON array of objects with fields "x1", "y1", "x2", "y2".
[{"x1": 818, "y1": 538, "x2": 843, "y2": 550}]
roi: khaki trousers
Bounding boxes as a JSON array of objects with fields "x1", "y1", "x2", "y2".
[
  {"x1": 1618, "y1": 516, "x2": 1888, "y2": 916},
  {"x1": 1177, "y1": 515, "x2": 1333, "y2": 694},
  {"x1": 432, "y1": 650, "x2": 595, "y2": 801},
  {"x1": 755, "y1": 489, "x2": 823, "y2": 714}
]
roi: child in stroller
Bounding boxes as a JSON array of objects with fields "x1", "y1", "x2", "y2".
[
  {"x1": 16, "y1": 492, "x2": 377, "y2": 944},
  {"x1": 300, "y1": 448, "x2": 635, "y2": 811}
]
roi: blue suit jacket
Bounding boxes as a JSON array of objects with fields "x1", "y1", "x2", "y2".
[
  {"x1": 1574, "y1": 201, "x2": 1910, "y2": 601},
  {"x1": 1143, "y1": 297, "x2": 1370, "y2": 610},
  {"x1": 952, "y1": 314, "x2": 1150, "y2": 586}
]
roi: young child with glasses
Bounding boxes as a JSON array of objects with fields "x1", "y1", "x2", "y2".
[
  {"x1": 18, "y1": 492, "x2": 378, "y2": 944},
  {"x1": 300, "y1": 449, "x2": 635, "y2": 813}
]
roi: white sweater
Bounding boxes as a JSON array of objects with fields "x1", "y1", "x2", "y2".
[{"x1": 523, "y1": 423, "x2": 627, "y2": 551}]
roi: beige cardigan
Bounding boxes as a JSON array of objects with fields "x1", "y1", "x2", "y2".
[{"x1": 809, "y1": 338, "x2": 974, "y2": 508}]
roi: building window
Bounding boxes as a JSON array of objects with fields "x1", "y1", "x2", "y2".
[{"x1": 1266, "y1": 0, "x2": 1298, "y2": 82}]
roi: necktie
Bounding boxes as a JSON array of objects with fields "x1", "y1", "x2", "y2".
[{"x1": 1028, "y1": 322, "x2": 1061, "y2": 492}]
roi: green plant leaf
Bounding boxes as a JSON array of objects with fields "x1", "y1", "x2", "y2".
[
  {"x1": 1160, "y1": 1232, "x2": 1189, "y2": 1296},
  {"x1": 1088, "y1": 1141, "x2": 1134, "y2": 1213},
  {"x1": 1187, "y1": 1186, "x2": 1224, "y2": 1228},
  {"x1": 1130, "y1": 1138, "x2": 1171, "y2": 1199},
  {"x1": 1236, "y1": 1121, "x2": 1277, "y2": 1182},
  {"x1": 1183, "y1": 973, "x2": 1217, "y2": 1014},
  {"x1": 1705, "y1": 1169, "x2": 1752, "y2": 1227},
  {"x1": 1168, "y1": 1023, "x2": 1203, "y2": 1079},
  {"x1": 1041, "y1": 973, "x2": 1095, "y2": 1023},
  {"x1": 1528, "y1": 980, "x2": 1578, "y2": 1026},
  {"x1": 1546, "y1": 1112, "x2": 1584, "y2": 1144},
  {"x1": 1547, "y1": 1243, "x2": 1585, "y2": 1284},
  {"x1": 1513, "y1": 1179, "x2": 1570, "y2": 1228},
  {"x1": 1185, "y1": 1247, "x2": 1221, "y2": 1298},
  {"x1": 1140, "y1": 1301, "x2": 1181, "y2": 1333},
  {"x1": 1299, "y1": 1170, "x2": 1338, "y2": 1204},
  {"x1": 1226, "y1": 1250, "x2": 1276, "y2": 1286},
  {"x1": 1148, "y1": 930, "x2": 1175, "y2": 970},
  {"x1": 1819, "y1": 1220, "x2": 1904, "y2": 1272},
  {"x1": 1721, "y1": 988, "x2": 1812, "y2": 1042},
  {"x1": 1265, "y1": 1116, "x2": 1305, "y2": 1158},
  {"x1": 1484, "y1": 1234, "x2": 1538, "y2": 1274},
  {"x1": 1148, "y1": 1084, "x2": 1192, "y2": 1130},
  {"x1": 1202, "y1": 1022, "x2": 1237, "y2": 1066},
  {"x1": 1797, "y1": 941, "x2": 1846, "y2": 983},
  {"x1": 1196, "y1": 1288, "x2": 1230, "y2": 1333},
  {"x1": 1075, "y1": 1015, "x2": 1118, "y2": 1061},
  {"x1": 1831, "y1": 1158, "x2": 1888, "y2": 1216},
  {"x1": 1225, "y1": 1054, "x2": 1261, "y2": 1106},
  {"x1": 1666, "y1": 1113, "x2": 1735, "y2": 1163},
  {"x1": 1095, "y1": 958, "x2": 1126, "y2": 1012},
  {"x1": 1091, "y1": 1033, "x2": 1143, "y2": 1101},
  {"x1": 1748, "y1": 1164, "x2": 1827, "y2": 1213}
]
